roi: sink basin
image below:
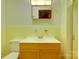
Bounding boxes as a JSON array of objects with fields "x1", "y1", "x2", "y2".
[{"x1": 20, "y1": 36, "x2": 60, "y2": 43}]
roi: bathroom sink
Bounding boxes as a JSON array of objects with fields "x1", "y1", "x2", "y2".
[{"x1": 20, "y1": 36, "x2": 60, "y2": 43}]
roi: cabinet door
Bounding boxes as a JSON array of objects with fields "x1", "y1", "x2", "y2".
[
  {"x1": 20, "y1": 52, "x2": 39, "y2": 59},
  {"x1": 40, "y1": 50, "x2": 61, "y2": 59},
  {"x1": 40, "y1": 52, "x2": 53, "y2": 59}
]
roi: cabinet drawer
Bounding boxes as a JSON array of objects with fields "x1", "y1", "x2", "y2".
[
  {"x1": 20, "y1": 49, "x2": 39, "y2": 52},
  {"x1": 20, "y1": 43, "x2": 39, "y2": 50},
  {"x1": 20, "y1": 43, "x2": 61, "y2": 50},
  {"x1": 39, "y1": 43, "x2": 61, "y2": 49}
]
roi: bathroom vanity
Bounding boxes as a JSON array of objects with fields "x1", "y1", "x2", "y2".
[{"x1": 19, "y1": 37, "x2": 61, "y2": 59}]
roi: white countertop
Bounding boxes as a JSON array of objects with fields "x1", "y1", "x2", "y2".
[{"x1": 20, "y1": 36, "x2": 61, "y2": 43}]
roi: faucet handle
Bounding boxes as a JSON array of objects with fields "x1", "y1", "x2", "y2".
[{"x1": 44, "y1": 29, "x2": 48, "y2": 32}]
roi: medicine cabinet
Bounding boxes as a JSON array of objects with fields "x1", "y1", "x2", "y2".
[{"x1": 31, "y1": 0, "x2": 53, "y2": 24}]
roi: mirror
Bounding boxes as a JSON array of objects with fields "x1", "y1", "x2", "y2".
[
  {"x1": 31, "y1": 0, "x2": 52, "y2": 24},
  {"x1": 39, "y1": 10, "x2": 52, "y2": 19}
]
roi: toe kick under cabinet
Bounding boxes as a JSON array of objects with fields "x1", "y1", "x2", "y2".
[{"x1": 19, "y1": 43, "x2": 61, "y2": 59}]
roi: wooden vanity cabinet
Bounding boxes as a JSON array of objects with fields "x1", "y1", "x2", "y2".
[{"x1": 19, "y1": 43, "x2": 61, "y2": 59}]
